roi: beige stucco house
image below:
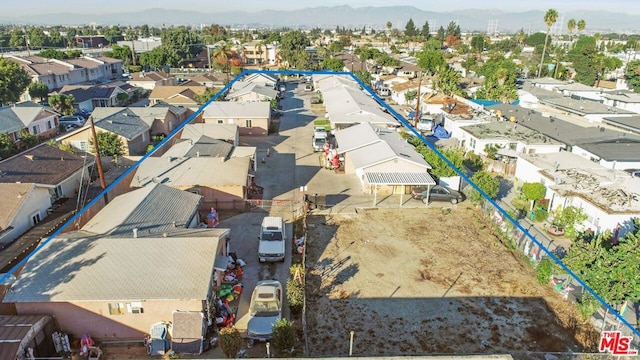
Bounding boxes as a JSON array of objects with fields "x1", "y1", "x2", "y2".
[{"x1": 201, "y1": 102, "x2": 271, "y2": 136}]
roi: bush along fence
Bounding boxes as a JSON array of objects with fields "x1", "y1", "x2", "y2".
[{"x1": 476, "y1": 196, "x2": 640, "y2": 351}]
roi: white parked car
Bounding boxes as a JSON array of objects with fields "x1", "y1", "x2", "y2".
[{"x1": 247, "y1": 280, "x2": 283, "y2": 341}]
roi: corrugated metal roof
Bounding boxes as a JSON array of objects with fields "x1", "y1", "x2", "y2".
[
  {"x1": 81, "y1": 183, "x2": 202, "y2": 236},
  {"x1": 334, "y1": 122, "x2": 381, "y2": 153},
  {"x1": 4, "y1": 229, "x2": 225, "y2": 302},
  {"x1": 365, "y1": 172, "x2": 436, "y2": 185}
]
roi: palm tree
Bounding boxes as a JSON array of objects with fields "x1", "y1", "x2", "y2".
[
  {"x1": 567, "y1": 18, "x2": 576, "y2": 45},
  {"x1": 537, "y1": 8, "x2": 559, "y2": 78},
  {"x1": 577, "y1": 19, "x2": 586, "y2": 36},
  {"x1": 212, "y1": 42, "x2": 231, "y2": 82},
  {"x1": 386, "y1": 21, "x2": 392, "y2": 33}
]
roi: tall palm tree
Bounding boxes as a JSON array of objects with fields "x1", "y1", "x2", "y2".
[
  {"x1": 567, "y1": 18, "x2": 576, "y2": 45},
  {"x1": 537, "y1": 8, "x2": 559, "y2": 78},
  {"x1": 212, "y1": 42, "x2": 231, "y2": 82},
  {"x1": 577, "y1": 19, "x2": 586, "y2": 35}
]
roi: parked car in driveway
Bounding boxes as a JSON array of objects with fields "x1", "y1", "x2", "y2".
[
  {"x1": 59, "y1": 115, "x2": 86, "y2": 129},
  {"x1": 411, "y1": 185, "x2": 465, "y2": 204},
  {"x1": 247, "y1": 280, "x2": 282, "y2": 341}
]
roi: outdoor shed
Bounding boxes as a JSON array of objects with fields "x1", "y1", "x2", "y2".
[
  {"x1": 0, "y1": 315, "x2": 58, "y2": 360},
  {"x1": 171, "y1": 311, "x2": 207, "y2": 355}
]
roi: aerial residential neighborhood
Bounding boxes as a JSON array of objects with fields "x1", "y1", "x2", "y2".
[{"x1": 1, "y1": 2, "x2": 640, "y2": 359}]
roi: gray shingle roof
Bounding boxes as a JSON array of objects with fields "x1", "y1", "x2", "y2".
[
  {"x1": 81, "y1": 183, "x2": 202, "y2": 236},
  {"x1": 0, "y1": 144, "x2": 93, "y2": 185},
  {"x1": 91, "y1": 108, "x2": 150, "y2": 140},
  {"x1": 3, "y1": 229, "x2": 227, "y2": 302}
]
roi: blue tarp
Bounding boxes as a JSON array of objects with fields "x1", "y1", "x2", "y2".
[{"x1": 431, "y1": 125, "x2": 451, "y2": 139}]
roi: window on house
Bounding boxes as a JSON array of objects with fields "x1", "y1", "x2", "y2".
[
  {"x1": 31, "y1": 213, "x2": 41, "y2": 226},
  {"x1": 189, "y1": 188, "x2": 201, "y2": 195},
  {"x1": 469, "y1": 138, "x2": 476, "y2": 149},
  {"x1": 31, "y1": 125, "x2": 40, "y2": 134},
  {"x1": 108, "y1": 303, "x2": 126, "y2": 315},
  {"x1": 509, "y1": 143, "x2": 517, "y2": 150},
  {"x1": 142, "y1": 132, "x2": 148, "y2": 142},
  {"x1": 127, "y1": 302, "x2": 144, "y2": 314},
  {"x1": 245, "y1": 119, "x2": 252, "y2": 128},
  {"x1": 55, "y1": 185, "x2": 63, "y2": 198},
  {"x1": 217, "y1": 119, "x2": 224, "y2": 124},
  {"x1": 46, "y1": 121, "x2": 52, "y2": 130}
]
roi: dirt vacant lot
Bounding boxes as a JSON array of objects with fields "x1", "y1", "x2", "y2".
[{"x1": 305, "y1": 206, "x2": 599, "y2": 358}]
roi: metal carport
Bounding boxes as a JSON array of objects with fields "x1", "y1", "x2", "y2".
[{"x1": 365, "y1": 172, "x2": 436, "y2": 206}]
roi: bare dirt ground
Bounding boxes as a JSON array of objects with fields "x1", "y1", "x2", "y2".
[{"x1": 305, "y1": 206, "x2": 600, "y2": 359}]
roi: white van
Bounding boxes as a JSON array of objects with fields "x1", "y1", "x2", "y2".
[{"x1": 258, "y1": 217, "x2": 286, "y2": 262}]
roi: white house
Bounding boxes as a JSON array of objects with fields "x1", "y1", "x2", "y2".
[
  {"x1": 555, "y1": 83, "x2": 603, "y2": 101},
  {"x1": 513, "y1": 151, "x2": 640, "y2": 236},
  {"x1": 601, "y1": 91, "x2": 640, "y2": 113},
  {"x1": 0, "y1": 183, "x2": 52, "y2": 245},
  {"x1": 458, "y1": 121, "x2": 564, "y2": 157}
]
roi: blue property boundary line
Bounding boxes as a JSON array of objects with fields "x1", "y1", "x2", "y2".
[{"x1": 2, "y1": 69, "x2": 638, "y2": 341}]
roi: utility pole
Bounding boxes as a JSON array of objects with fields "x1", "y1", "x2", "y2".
[
  {"x1": 131, "y1": 40, "x2": 137, "y2": 66},
  {"x1": 24, "y1": 35, "x2": 30, "y2": 56},
  {"x1": 89, "y1": 117, "x2": 107, "y2": 194},
  {"x1": 413, "y1": 72, "x2": 422, "y2": 128}
]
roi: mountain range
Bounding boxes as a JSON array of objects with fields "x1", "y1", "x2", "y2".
[{"x1": 1, "y1": 5, "x2": 639, "y2": 33}]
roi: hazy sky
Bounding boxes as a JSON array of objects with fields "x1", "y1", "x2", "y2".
[{"x1": 4, "y1": 0, "x2": 640, "y2": 16}]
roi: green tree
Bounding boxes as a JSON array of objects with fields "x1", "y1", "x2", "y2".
[
  {"x1": 218, "y1": 327, "x2": 243, "y2": 358},
  {"x1": 404, "y1": 89, "x2": 417, "y2": 104},
  {"x1": 0, "y1": 133, "x2": 17, "y2": 159},
  {"x1": 195, "y1": 87, "x2": 221, "y2": 104},
  {"x1": 28, "y1": 81, "x2": 49, "y2": 102},
  {"x1": 161, "y1": 27, "x2": 202, "y2": 61},
  {"x1": 102, "y1": 26, "x2": 123, "y2": 44},
  {"x1": 436, "y1": 26, "x2": 445, "y2": 43},
  {"x1": 537, "y1": 8, "x2": 559, "y2": 77},
  {"x1": 48, "y1": 29, "x2": 65, "y2": 47},
  {"x1": 91, "y1": 131, "x2": 124, "y2": 157},
  {"x1": 353, "y1": 70, "x2": 372, "y2": 86},
  {"x1": 65, "y1": 28, "x2": 77, "y2": 48},
  {"x1": 416, "y1": 49, "x2": 445, "y2": 75},
  {"x1": 470, "y1": 35, "x2": 488, "y2": 52},
  {"x1": 141, "y1": 24, "x2": 150, "y2": 38},
  {"x1": 321, "y1": 57, "x2": 345, "y2": 72},
  {"x1": 409, "y1": 140, "x2": 465, "y2": 178},
  {"x1": 567, "y1": 18, "x2": 576, "y2": 44},
  {"x1": 521, "y1": 182, "x2": 547, "y2": 211},
  {"x1": 386, "y1": 21, "x2": 392, "y2": 33},
  {"x1": 404, "y1": 18, "x2": 418, "y2": 37},
  {"x1": 47, "y1": 94, "x2": 75, "y2": 115},
  {"x1": 445, "y1": 21, "x2": 461, "y2": 39},
  {"x1": 27, "y1": 28, "x2": 47, "y2": 48},
  {"x1": 577, "y1": 19, "x2": 586, "y2": 37},
  {"x1": 279, "y1": 31, "x2": 310, "y2": 69},
  {"x1": 625, "y1": 59, "x2": 640, "y2": 92},
  {"x1": 138, "y1": 45, "x2": 180, "y2": 68},
  {"x1": 594, "y1": 54, "x2": 623, "y2": 87},
  {"x1": 475, "y1": 55, "x2": 519, "y2": 103},
  {"x1": 552, "y1": 206, "x2": 587, "y2": 239},
  {"x1": 433, "y1": 65, "x2": 462, "y2": 96},
  {"x1": 420, "y1": 21, "x2": 431, "y2": 41},
  {"x1": 569, "y1": 36, "x2": 599, "y2": 85},
  {"x1": 19, "y1": 129, "x2": 39, "y2": 148},
  {"x1": 103, "y1": 44, "x2": 132, "y2": 66},
  {"x1": 38, "y1": 49, "x2": 67, "y2": 59},
  {"x1": 9, "y1": 29, "x2": 25, "y2": 48},
  {"x1": 271, "y1": 318, "x2": 295, "y2": 357},
  {"x1": 468, "y1": 170, "x2": 500, "y2": 203},
  {"x1": 0, "y1": 58, "x2": 31, "y2": 106}
]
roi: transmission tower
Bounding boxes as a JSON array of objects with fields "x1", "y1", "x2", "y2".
[
  {"x1": 552, "y1": 14, "x2": 565, "y2": 36},
  {"x1": 487, "y1": 19, "x2": 499, "y2": 37}
]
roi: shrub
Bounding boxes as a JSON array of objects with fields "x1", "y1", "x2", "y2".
[
  {"x1": 218, "y1": 327, "x2": 243, "y2": 358},
  {"x1": 532, "y1": 208, "x2": 548, "y2": 222},
  {"x1": 271, "y1": 318, "x2": 295, "y2": 356},
  {"x1": 535, "y1": 257, "x2": 552, "y2": 285},
  {"x1": 286, "y1": 278, "x2": 304, "y2": 313}
]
